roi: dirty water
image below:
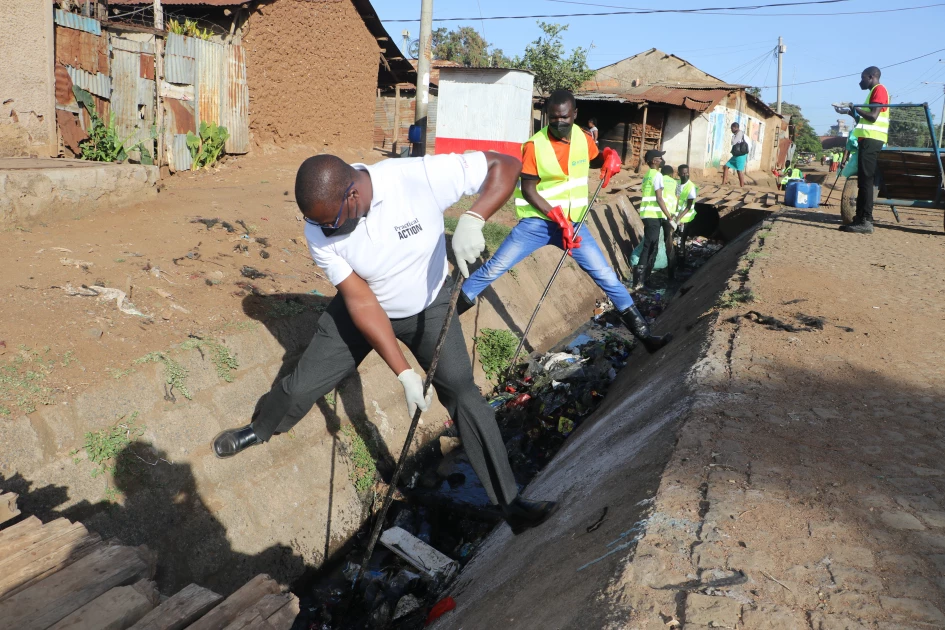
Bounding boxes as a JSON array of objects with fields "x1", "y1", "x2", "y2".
[{"x1": 289, "y1": 237, "x2": 724, "y2": 630}]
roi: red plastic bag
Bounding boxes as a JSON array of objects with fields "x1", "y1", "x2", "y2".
[{"x1": 425, "y1": 596, "x2": 456, "y2": 625}]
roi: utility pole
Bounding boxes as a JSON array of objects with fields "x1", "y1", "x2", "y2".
[
  {"x1": 776, "y1": 36, "x2": 785, "y2": 115},
  {"x1": 153, "y1": 0, "x2": 165, "y2": 168},
  {"x1": 414, "y1": 0, "x2": 434, "y2": 155}
]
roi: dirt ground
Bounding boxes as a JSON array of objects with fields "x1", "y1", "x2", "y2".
[
  {"x1": 0, "y1": 146, "x2": 527, "y2": 418},
  {"x1": 612, "y1": 173, "x2": 945, "y2": 629}
]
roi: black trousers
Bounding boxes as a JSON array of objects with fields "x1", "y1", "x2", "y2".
[
  {"x1": 638, "y1": 217, "x2": 669, "y2": 281},
  {"x1": 250, "y1": 279, "x2": 519, "y2": 506},
  {"x1": 856, "y1": 137, "x2": 884, "y2": 223}
]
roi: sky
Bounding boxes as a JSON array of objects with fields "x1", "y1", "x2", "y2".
[{"x1": 371, "y1": 0, "x2": 945, "y2": 135}]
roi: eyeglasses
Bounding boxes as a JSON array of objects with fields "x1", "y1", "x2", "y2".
[{"x1": 304, "y1": 182, "x2": 354, "y2": 228}]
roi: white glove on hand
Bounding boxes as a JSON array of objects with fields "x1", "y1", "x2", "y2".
[
  {"x1": 669, "y1": 219, "x2": 678, "y2": 232},
  {"x1": 397, "y1": 369, "x2": 432, "y2": 417},
  {"x1": 452, "y1": 213, "x2": 486, "y2": 278}
]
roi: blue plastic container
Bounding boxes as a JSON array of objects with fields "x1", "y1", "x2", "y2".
[
  {"x1": 407, "y1": 124, "x2": 423, "y2": 144},
  {"x1": 808, "y1": 183, "x2": 821, "y2": 208},
  {"x1": 785, "y1": 180, "x2": 816, "y2": 208}
]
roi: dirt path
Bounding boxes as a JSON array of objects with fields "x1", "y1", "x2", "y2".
[{"x1": 613, "y1": 200, "x2": 945, "y2": 628}]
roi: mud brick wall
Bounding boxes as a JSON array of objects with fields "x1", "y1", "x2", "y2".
[
  {"x1": 243, "y1": 0, "x2": 379, "y2": 150},
  {"x1": 0, "y1": 0, "x2": 56, "y2": 157}
]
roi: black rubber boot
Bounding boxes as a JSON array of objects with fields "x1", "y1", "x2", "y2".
[
  {"x1": 620, "y1": 304, "x2": 673, "y2": 354},
  {"x1": 502, "y1": 497, "x2": 559, "y2": 535},
  {"x1": 457, "y1": 292, "x2": 476, "y2": 315},
  {"x1": 840, "y1": 220, "x2": 873, "y2": 234},
  {"x1": 212, "y1": 425, "x2": 261, "y2": 459},
  {"x1": 631, "y1": 266, "x2": 644, "y2": 292}
]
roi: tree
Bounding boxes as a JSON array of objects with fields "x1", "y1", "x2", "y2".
[
  {"x1": 431, "y1": 26, "x2": 510, "y2": 68},
  {"x1": 774, "y1": 102, "x2": 822, "y2": 155},
  {"x1": 747, "y1": 87, "x2": 762, "y2": 98},
  {"x1": 888, "y1": 107, "x2": 935, "y2": 148},
  {"x1": 514, "y1": 22, "x2": 595, "y2": 97}
]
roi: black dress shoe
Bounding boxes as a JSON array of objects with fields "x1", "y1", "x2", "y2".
[
  {"x1": 213, "y1": 425, "x2": 261, "y2": 459},
  {"x1": 502, "y1": 497, "x2": 559, "y2": 535}
]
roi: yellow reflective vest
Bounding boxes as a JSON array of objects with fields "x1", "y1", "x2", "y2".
[
  {"x1": 853, "y1": 85, "x2": 890, "y2": 143},
  {"x1": 513, "y1": 126, "x2": 590, "y2": 222},
  {"x1": 639, "y1": 168, "x2": 666, "y2": 219},
  {"x1": 679, "y1": 180, "x2": 698, "y2": 223}
]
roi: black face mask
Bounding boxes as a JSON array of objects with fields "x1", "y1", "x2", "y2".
[
  {"x1": 549, "y1": 121, "x2": 572, "y2": 139},
  {"x1": 321, "y1": 216, "x2": 360, "y2": 238}
]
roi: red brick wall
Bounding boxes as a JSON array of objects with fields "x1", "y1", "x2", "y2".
[{"x1": 243, "y1": 0, "x2": 378, "y2": 150}]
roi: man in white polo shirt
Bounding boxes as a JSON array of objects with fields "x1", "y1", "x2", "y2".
[{"x1": 212, "y1": 151, "x2": 558, "y2": 535}]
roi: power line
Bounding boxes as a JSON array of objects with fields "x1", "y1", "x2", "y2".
[
  {"x1": 541, "y1": 0, "x2": 851, "y2": 9},
  {"x1": 754, "y1": 47, "x2": 945, "y2": 88},
  {"x1": 385, "y1": 1, "x2": 945, "y2": 22}
]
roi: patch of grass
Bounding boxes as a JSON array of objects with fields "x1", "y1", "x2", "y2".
[
  {"x1": 222, "y1": 321, "x2": 258, "y2": 333},
  {"x1": 181, "y1": 338, "x2": 239, "y2": 382},
  {"x1": 756, "y1": 230, "x2": 772, "y2": 239},
  {"x1": 114, "y1": 258, "x2": 126, "y2": 263},
  {"x1": 107, "y1": 367, "x2": 135, "y2": 380},
  {"x1": 77, "y1": 412, "x2": 144, "y2": 479},
  {"x1": 134, "y1": 352, "x2": 191, "y2": 400},
  {"x1": 719, "y1": 289, "x2": 755, "y2": 309},
  {"x1": 507, "y1": 267, "x2": 519, "y2": 280},
  {"x1": 475, "y1": 328, "x2": 519, "y2": 381},
  {"x1": 60, "y1": 351, "x2": 76, "y2": 367},
  {"x1": 324, "y1": 391, "x2": 336, "y2": 406},
  {"x1": 341, "y1": 425, "x2": 376, "y2": 494},
  {"x1": 0, "y1": 346, "x2": 59, "y2": 414},
  {"x1": 746, "y1": 251, "x2": 769, "y2": 261}
]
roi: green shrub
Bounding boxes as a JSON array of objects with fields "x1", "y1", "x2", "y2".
[
  {"x1": 187, "y1": 121, "x2": 229, "y2": 170},
  {"x1": 475, "y1": 328, "x2": 519, "y2": 381}
]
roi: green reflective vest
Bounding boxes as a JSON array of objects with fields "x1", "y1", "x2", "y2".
[
  {"x1": 853, "y1": 85, "x2": 890, "y2": 143},
  {"x1": 662, "y1": 176, "x2": 679, "y2": 215},
  {"x1": 639, "y1": 168, "x2": 666, "y2": 219},
  {"x1": 513, "y1": 126, "x2": 590, "y2": 222},
  {"x1": 780, "y1": 168, "x2": 803, "y2": 186},
  {"x1": 679, "y1": 180, "x2": 698, "y2": 223}
]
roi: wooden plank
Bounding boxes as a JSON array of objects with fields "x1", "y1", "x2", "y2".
[
  {"x1": 0, "y1": 525, "x2": 103, "y2": 601},
  {"x1": 264, "y1": 597, "x2": 300, "y2": 630},
  {"x1": 186, "y1": 575, "x2": 281, "y2": 630},
  {"x1": 221, "y1": 612, "x2": 274, "y2": 630},
  {"x1": 48, "y1": 584, "x2": 155, "y2": 630},
  {"x1": 615, "y1": 194, "x2": 644, "y2": 245},
  {"x1": 0, "y1": 516, "x2": 72, "y2": 556},
  {"x1": 0, "y1": 493, "x2": 20, "y2": 526},
  {"x1": 128, "y1": 583, "x2": 222, "y2": 630},
  {"x1": 0, "y1": 544, "x2": 150, "y2": 630}
]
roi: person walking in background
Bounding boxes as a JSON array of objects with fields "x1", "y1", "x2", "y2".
[
  {"x1": 721, "y1": 122, "x2": 749, "y2": 188},
  {"x1": 835, "y1": 66, "x2": 889, "y2": 234},
  {"x1": 588, "y1": 118, "x2": 600, "y2": 147},
  {"x1": 459, "y1": 89, "x2": 672, "y2": 354}
]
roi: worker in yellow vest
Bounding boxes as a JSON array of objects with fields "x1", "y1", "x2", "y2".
[
  {"x1": 633, "y1": 149, "x2": 676, "y2": 290},
  {"x1": 778, "y1": 161, "x2": 803, "y2": 190},
  {"x1": 835, "y1": 66, "x2": 889, "y2": 234},
  {"x1": 673, "y1": 164, "x2": 698, "y2": 273},
  {"x1": 661, "y1": 165, "x2": 679, "y2": 217},
  {"x1": 457, "y1": 89, "x2": 672, "y2": 353}
]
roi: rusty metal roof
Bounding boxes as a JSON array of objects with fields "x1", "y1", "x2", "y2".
[{"x1": 575, "y1": 85, "x2": 730, "y2": 113}]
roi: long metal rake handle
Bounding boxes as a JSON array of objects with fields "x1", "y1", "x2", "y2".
[{"x1": 353, "y1": 270, "x2": 464, "y2": 585}]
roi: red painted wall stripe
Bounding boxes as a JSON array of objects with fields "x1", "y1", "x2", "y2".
[{"x1": 434, "y1": 137, "x2": 523, "y2": 158}]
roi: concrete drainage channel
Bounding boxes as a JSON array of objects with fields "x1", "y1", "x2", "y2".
[{"x1": 285, "y1": 235, "x2": 749, "y2": 629}]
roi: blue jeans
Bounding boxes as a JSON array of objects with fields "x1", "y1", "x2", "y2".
[{"x1": 461, "y1": 217, "x2": 635, "y2": 312}]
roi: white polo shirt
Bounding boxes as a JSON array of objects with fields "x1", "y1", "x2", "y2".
[{"x1": 305, "y1": 152, "x2": 488, "y2": 318}]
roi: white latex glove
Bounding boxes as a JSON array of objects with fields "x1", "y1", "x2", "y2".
[
  {"x1": 451, "y1": 213, "x2": 485, "y2": 278},
  {"x1": 669, "y1": 219, "x2": 678, "y2": 232},
  {"x1": 397, "y1": 369, "x2": 432, "y2": 417}
]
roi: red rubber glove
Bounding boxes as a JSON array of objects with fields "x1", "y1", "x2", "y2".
[
  {"x1": 547, "y1": 205, "x2": 582, "y2": 255},
  {"x1": 599, "y1": 147, "x2": 622, "y2": 188}
]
